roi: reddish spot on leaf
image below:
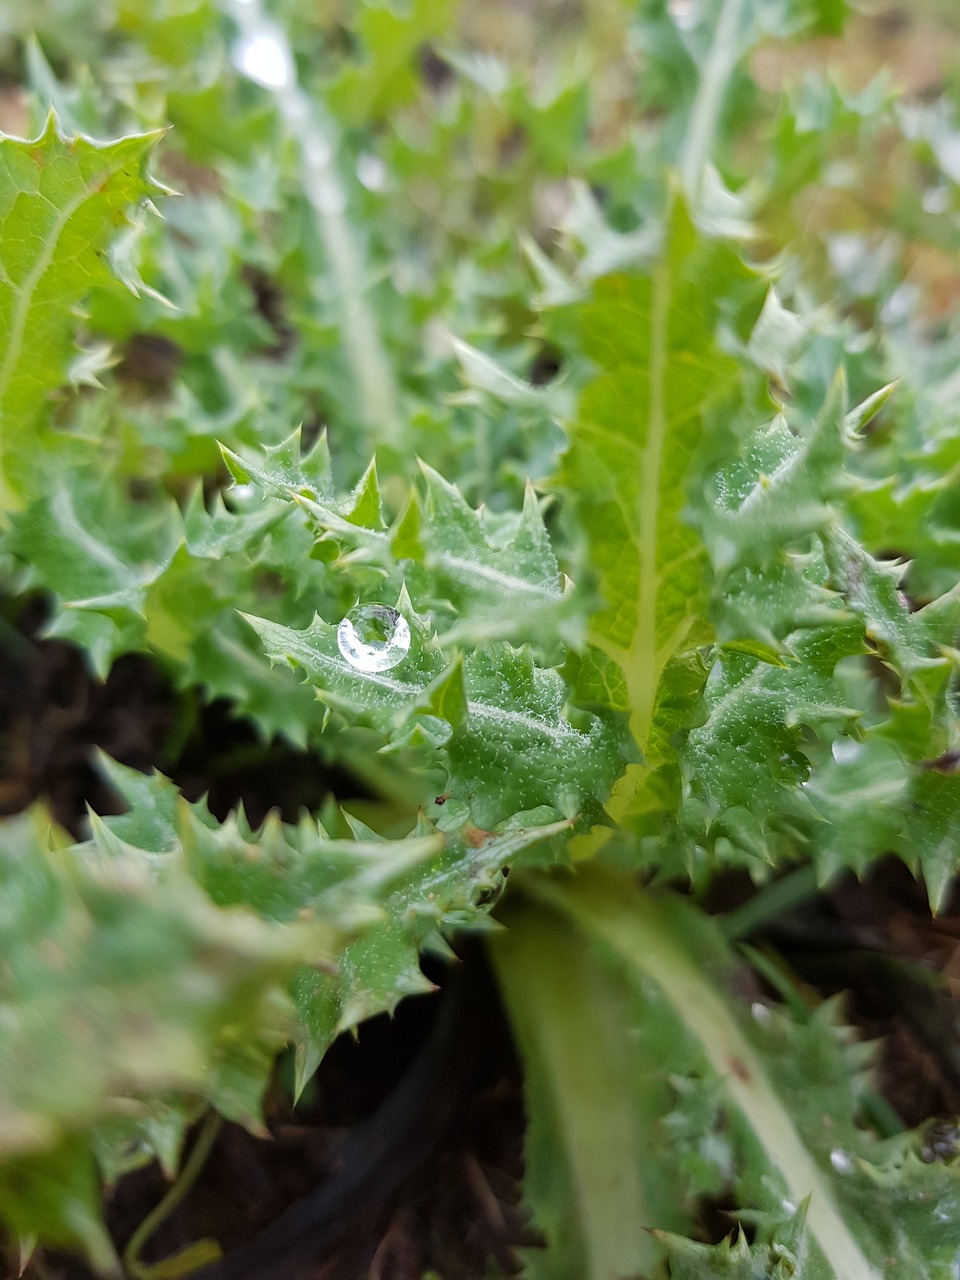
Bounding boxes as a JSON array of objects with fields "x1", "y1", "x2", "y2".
[{"x1": 728, "y1": 1056, "x2": 751, "y2": 1083}]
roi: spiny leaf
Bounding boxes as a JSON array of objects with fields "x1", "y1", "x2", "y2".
[
  {"x1": 491, "y1": 896, "x2": 689, "y2": 1280},
  {"x1": 557, "y1": 200, "x2": 761, "y2": 848},
  {"x1": 227, "y1": 435, "x2": 576, "y2": 650},
  {"x1": 326, "y1": 0, "x2": 459, "y2": 125},
  {"x1": 5, "y1": 471, "x2": 292, "y2": 677},
  {"x1": 904, "y1": 770, "x2": 960, "y2": 913},
  {"x1": 823, "y1": 522, "x2": 960, "y2": 683},
  {"x1": 0, "y1": 116, "x2": 166, "y2": 506},
  {"x1": 801, "y1": 735, "x2": 911, "y2": 879},
  {"x1": 705, "y1": 373, "x2": 849, "y2": 572},
  {"x1": 0, "y1": 807, "x2": 326, "y2": 1156},
  {"x1": 241, "y1": 604, "x2": 443, "y2": 731},
  {"x1": 7, "y1": 480, "x2": 178, "y2": 672},
  {"x1": 219, "y1": 428, "x2": 334, "y2": 501},
  {"x1": 0, "y1": 1136, "x2": 118, "y2": 1273},
  {"x1": 414, "y1": 465, "x2": 576, "y2": 647},
  {"x1": 522, "y1": 867, "x2": 960, "y2": 1280},
  {"x1": 243, "y1": 608, "x2": 627, "y2": 829},
  {"x1": 656, "y1": 1224, "x2": 806, "y2": 1280},
  {"x1": 684, "y1": 637, "x2": 862, "y2": 831},
  {"x1": 92, "y1": 761, "x2": 569, "y2": 1089}
]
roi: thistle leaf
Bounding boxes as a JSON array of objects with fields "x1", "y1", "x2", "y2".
[
  {"x1": 0, "y1": 117, "x2": 165, "y2": 506},
  {"x1": 515, "y1": 867, "x2": 960, "y2": 1280}
]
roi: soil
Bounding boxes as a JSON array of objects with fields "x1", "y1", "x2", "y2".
[{"x1": 3, "y1": 599, "x2": 960, "y2": 1280}]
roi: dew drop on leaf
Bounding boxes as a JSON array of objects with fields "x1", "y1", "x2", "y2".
[
  {"x1": 338, "y1": 605, "x2": 411, "y2": 672},
  {"x1": 830, "y1": 1148, "x2": 855, "y2": 1174},
  {"x1": 832, "y1": 738, "x2": 863, "y2": 764}
]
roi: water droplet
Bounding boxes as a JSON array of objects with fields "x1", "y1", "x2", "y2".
[
  {"x1": 830, "y1": 1148, "x2": 854, "y2": 1174},
  {"x1": 832, "y1": 738, "x2": 863, "y2": 764},
  {"x1": 338, "y1": 605, "x2": 411, "y2": 672},
  {"x1": 233, "y1": 29, "x2": 294, "y2": 90}
]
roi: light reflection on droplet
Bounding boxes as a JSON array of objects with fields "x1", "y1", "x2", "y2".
[
  {"x1": 832, "y1": 738, "x2": 863, "y2": 764},
  {"x1": 233, "y1": 30, "x2": 294, "y2": 90},
  {"x1": 830, "y1": 1149, "x2": 854, "y2": 1175},
  {"x1": 338, "y1": 605, "x2": 411, "y2": 672}
]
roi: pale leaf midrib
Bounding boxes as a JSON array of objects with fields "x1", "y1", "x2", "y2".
[
  {"x1": 491, "y1": 909, "x2": 660, "y2": 1280},
  {"x1": 540, "y1": 876, "x2": 881, "y2": 1280},
  {"x1": 51, "y1": 488, "x2": 134, "y2": 587},
  {"x1": 249, "y1": 617, "x2": 583, "y2": 743},
  {"x1": 629, "y1": 258, "x2": 670, "y2": 748},
  {"x1": 436, "y1": 551, "x2": 560, "y2": 599},
  {"x1": 0, "y1": 178, "x2": 107, "y2": 424},
  {"x1": 680, "y1": 0, "x2": 748, "y2": 202}
]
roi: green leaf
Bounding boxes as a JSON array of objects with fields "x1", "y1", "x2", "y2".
[
  {"x1": 326, "y1": 0, "x2": 459, "y2": 125},
  {"x1": 241, "y1": 603, "x2": 444, "y2": 730},
  {"x1": 558, "y1": 211, "x2": 730, "y2": 741},
  {"x1": 219, "y1": 428, "x2": 334, "y2": 501},
  {"x1": 93, "y1": 764, "x2": 569, "y2": 1089},
  {"x1": 706, "y1": 374, "x2": 849, "y2": 572},
  {"x1": 557, "y1": 201, "x2": 760, "y2": 847},
  {"x1": 516, "y1": 865, "x2": 960, "y2": 1280},
  {"x1": 802, "y1": 736, "x2": 911, "y2": 878},
  {"x1": 0, "y1": 116, "x2": 166, "y2": 506},
  {"x1": 228, "y1": 435, "x2": 577, "y2": 651},
  {"x1": 7, "y1": 479, "x2": 177, "y2": 672},
  {"x1": 418, "y1": 654, "x2": 469, "y2": 729},
  {"x1": 0, "y1": 1135, "x2": 118, "y2": 1273},
  {"x1": 0, "y1": 758, "x2": 570, "y2": 1243},
  {"x1": 823, "y1": 523, "x2": 960, "y2": 684},
  {"x1": 684, "y1": 639, "x2": 861, "y2": 832},
  {"x1": 243, "y1": 608, "x2": 626, "y2": 829},
  {"x1": 189, "y1": 620, "x2": 321, "y2": 750},
  {"x1": 0, "y1": 807, "x2": 322, "y2": 1152},
  {"x1": 490, "y1": 895, "x2": 688, "y2": 1280},
  {"x1": 746, "y1": 287, "x2": 809, "y2": 386},
  {"x1": 905, "y1": 770, "x2": 960, "y2": 913},
  {"x1": 92, "y1": 755, "x2": 181, "y2": 854},
  {"x1": 91, "y1": 1096, "x2": 198, "y2": 1184},
  {"x1": 657, "y1": 1223, "x2": 806, "y2": 1280}
]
